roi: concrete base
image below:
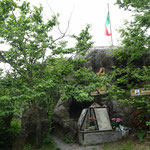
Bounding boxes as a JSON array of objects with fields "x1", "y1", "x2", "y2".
[{"x1": 78, "y1": 130, "x2": 122, "y2": 146}]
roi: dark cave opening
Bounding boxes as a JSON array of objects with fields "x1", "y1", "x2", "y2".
[
  {"x1": 69, "y1": 100, "x2": 92, "y2": 121},
  {"x1": 69, "y1": 95, "x2": 113, "y2": 121}
]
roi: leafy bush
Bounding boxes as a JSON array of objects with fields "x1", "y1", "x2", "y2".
[
  {"x1": 111, "y1": 0, "x2": 150, "y2": 132},
  {"x1": 0, "y1": 96, "x2": 14, "y2": 149},
  {"x1": 0, "y1": 80, "x2": 21, "y2": 149},
  {"x1": 23, "y1": 144, "x2": 33, "y2": 150},
  {"x1": 132, "y1": 130, "x2": 147, "y2": 143},
  {"x1": 0, "y1": 116, "x2": 19, "y2": 150},
  {"x1": 11, "y1": 118, "x2": 21, "y2": 137},
  {"x1": 63, "y1": 135, "x2": 73, "y2": 144},
  {"x1": 42, "y1": 135, "x2": 54, "y2": 146}
]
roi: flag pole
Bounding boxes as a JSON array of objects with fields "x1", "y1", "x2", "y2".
[{"x1": 107, "y1": 3, "x2": 113, "y2": 46}]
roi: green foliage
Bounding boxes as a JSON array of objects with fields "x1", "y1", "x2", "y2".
[
  {"x1": 116, "y1": 0, "x2": 150, "y2": 11},
  {"x1": 116, "y1": 0, "x2": 150, "y2": 29},
  {"x1": 0, "y1": 0, "x2": 100, "y2": 106},
  {"x1": 23, "y1": 144, "x2": 33, "y2": 150},
  {"x1": 0, "y1": 0, "x2": 106, "y2": 148},
  {"x1": 0, "y1": 76, "x2": 18, "y2": 149},
  {"x1": 38, "y1": 146, "x2": 60, "y2": 150},
  {"x1": 63, "y1": 135, "x2": 73, "y2": 144},
  {"x1": 102, "y1": 141, "x2": 134, "y2": 150},
  {"x1": 107, "y1": 0, "x2": 150, "y2": 130},
  {"x1": 23, "y1": 137, "x2": 60, "y2": 150},
  {"x1": 91, "y1": 148, "x2": 97, "y2": 150},
  {"x1": 42, "y1": 135, "x2": 54, "y2": 146},
  {"x1": 11, "y1": 118, "x2": 21, "y2": 135},
  {"x1": 132, "y1": 130, "x2": 147, "y2": 143},
  {"x1": 102, "y1": 139, "x2": 150, "y2": 150},
  {"x1": 0, "y1": 117, "x2": 21, "y2": 149}
]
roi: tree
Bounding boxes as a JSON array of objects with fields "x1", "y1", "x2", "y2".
[
  {"x1": 0, "y1": 0, "x2": 106, "y2": 148},
  {"x1": 108, "y1": 0, "x2": 150, "y2": 129},
  {"x1": 116, "y1": 0, "x2": 150, "y2": 29}
]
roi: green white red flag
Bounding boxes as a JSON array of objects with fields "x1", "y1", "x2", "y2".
[{"x1": 105, "y1": 12, "x2": 111, "y2": 36}]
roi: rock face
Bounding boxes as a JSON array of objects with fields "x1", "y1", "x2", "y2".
[
  {"x1": 53, "y1": 99, "x2": 77, "y2": 137},
  {"x1": 85, "y1": 46, "x2": 114, "y2": 73},
  {"x1": 13, "y1": 107, "x2": 49, "y2": 150},
  {"x1": 53, "y1": 46, "x2": 133, "y2": 138},
  {"x1": 85, "y1": 46, "x2": 134, "y2": 121}
]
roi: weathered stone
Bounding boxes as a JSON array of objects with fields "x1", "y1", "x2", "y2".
[
  {"x1": 78, "y1": 131, "x2": 122, "y2": 145},
  {"x1": 53, "y1": 46, "x2": 134, "y2": 140},
  {"x1": 85, "y1": 47, "x2": 135, "y2": 123},
  {"x1": 13, "y1": 107, "x2": 49, "y2": 150},
  {"x1": 78, "y1": 107, "x2": 112, "y2": 132},
  {"x1": 85, "y1": 47, "x2": 114, "y2": 73},
  {"x1": 112, "y1": 99, "x2": 134, "y2": 124},
  {"x1": 53, "y1": 99, "x2": 77, "y2": 137},
  {"x1": 53, "y1": 99, "x2": 72, "y2": 121}
]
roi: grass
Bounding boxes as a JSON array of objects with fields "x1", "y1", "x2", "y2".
[
  {"x1": 23, "y1": 136, "x2": 60, "y2": 150},
  {"x1": 23, "y1": 135, "x2": 150, "y2": 150},
  {"x1": 23, "y1": 144, "x2": 60, "y2": 150},
  {"x1": 101, "y1": 137, "x2": 150, "y2": 150},
  {"x1": 63, "y1": 135, "x2": 73, "y2": 144},
  {"x1": 38, "y1": 145, "x2": 60, "y2": 150}
]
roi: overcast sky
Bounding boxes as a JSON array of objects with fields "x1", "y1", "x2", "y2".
[
  {"x1": 0, "y1": 0, "x2": 133, "y2": 72},
  {"x1": 1, "y1": 0, "x2": 133, "y2": 50},
  {"x1": 26, "y1": 0, "x2": 133, "y2": 47}
]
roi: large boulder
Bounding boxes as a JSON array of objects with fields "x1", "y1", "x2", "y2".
[
  {"x1": 53, "y1": 46, "x2": 133, "y2": 138},
  {"x1": 13, "y1": 107, "x2": 49, "y2": 150},
  {"x1": 85, "y1": 46, "x2": 134, "y2": 121},
  {"x1": 53, "y1": 99, "x2": 77, "y2": 137},
  {"x1": 85, "y1": 46, "x2": 115, "y2": 73}
]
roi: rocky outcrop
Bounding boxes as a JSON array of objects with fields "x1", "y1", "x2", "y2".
[
  {"x1": 13, "y1": 107, "x2": 49, "y2": 150},
  {"x1": 53, "y1": 46, "x2": 133, "y2": 137},
  {"x1": 85, "y1": 46, "x2": 115, "y2": 73},
  {"x1": 53, "y1": 99, "x2": 77, "y2": 137}
]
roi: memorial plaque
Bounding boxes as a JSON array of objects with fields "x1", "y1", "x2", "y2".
[{"x1": 95, "y1": 108, "x2": 112, "y2": 131}]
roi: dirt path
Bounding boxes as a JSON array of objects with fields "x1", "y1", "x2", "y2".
[{"x1": 53, "y1": 136, "x2": 102, "y2": 150}]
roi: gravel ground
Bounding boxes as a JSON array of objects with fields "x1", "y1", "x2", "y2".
[{"x1": 53, "y1": 136, "x2": 102, "y2": 150}]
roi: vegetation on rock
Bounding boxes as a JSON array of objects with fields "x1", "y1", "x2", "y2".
[
  {"x1": 108, "y1": 0, "x2": 150, "y2": 130},
  {"x1": 0, "y1": 0, "x2": 149, "y2": 149},
  {"x1": 0, "y1": 0, "x2": 105, "y2": 149}
]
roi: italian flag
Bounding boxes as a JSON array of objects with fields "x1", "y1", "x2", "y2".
[{"x1": 105, "y1": 12, "x2": 111, "y2": 36}]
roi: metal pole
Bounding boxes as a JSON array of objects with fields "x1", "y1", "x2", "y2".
[{"x1": 107, "y1": 3, "x2": 113, "y2": 46}]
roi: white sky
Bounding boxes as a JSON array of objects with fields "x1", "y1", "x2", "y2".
[
  {"x1": 26, "y1": 0, "x2": 133, "y2": 47},
  {"x1": 0, "y1": 0, "x2": 133, "y2": 50},
  {"x1": 0, "y1": 0, "x2": 133, "y2": 72}
]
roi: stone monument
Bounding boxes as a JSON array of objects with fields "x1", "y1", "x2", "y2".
[{"x1": 78, "y1": 103, "x2": 123, "y2": 145}]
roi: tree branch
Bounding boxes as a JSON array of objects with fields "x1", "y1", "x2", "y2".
[
  {"x1": 45, "y1": 0, "x2": 73, "y2": 43},
  {"x1": 0, "y1": 51, "x2": 30, "y2": 82}
]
